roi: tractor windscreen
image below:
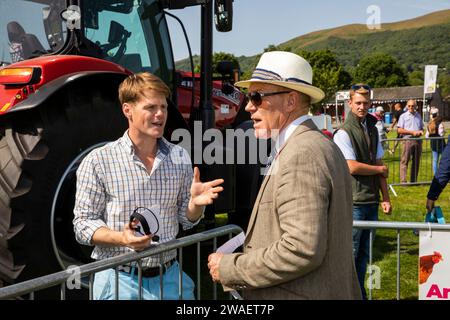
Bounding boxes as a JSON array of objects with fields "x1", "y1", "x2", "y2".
[
  {"x1": 81, "y1": 0, "x2": 174, "y2": 76},
  {"x1": 0, "y1": 0, "x2": 67, "y2": 65}
]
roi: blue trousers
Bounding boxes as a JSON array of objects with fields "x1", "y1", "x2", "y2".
[
  {"x1": 432, "y1": 150, "x2": 442, "y2": 175},
  {"x1": 93, "y1": 261, "x2": 195, "y2": 300},
  {"x1": 352, "y1": 203, "x2": 378, "y2": 300}
]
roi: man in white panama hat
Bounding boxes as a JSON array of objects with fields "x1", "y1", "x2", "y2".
[{"x1": 207, "y1": 51, "x2": 361, "y2": 299}]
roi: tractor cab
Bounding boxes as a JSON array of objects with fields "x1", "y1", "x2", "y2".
[
  {"x1": 0, "y1": 0, "x2": 67, "y2": 64},
  {"x1": 0, "y1": 0, "x2": 175, "y2": 85}
]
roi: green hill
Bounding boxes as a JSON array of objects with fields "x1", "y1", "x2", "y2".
[
  {"x1": 296, "y1": 23, "x2": 450, "y2": 72},
  {"x1": 279, "y1": 9, "x2": 450, "y2": 72},
  {"x1": 282, "y1": 9, "x2": 450, "y2": 50},
  {"x1": 175, "y1": 55, "x2": 199, "y2": 72},
  {"x1": 176, "y1": 9, "x2": 450, "y2": 76}
]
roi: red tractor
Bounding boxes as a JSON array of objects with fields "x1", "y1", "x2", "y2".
[{"x1": 0, "y1": 0, "x2": 256, "y2": 288}]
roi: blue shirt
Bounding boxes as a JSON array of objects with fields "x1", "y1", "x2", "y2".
[{"x1": 397, "y1": 111, "x2": 423, "y2": 138}]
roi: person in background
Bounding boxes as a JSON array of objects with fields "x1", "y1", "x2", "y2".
[
  {"x1": 388, "y1": 103, "x2": 404, "y2": 154},
  {"x1": 397, "y1": 100, "x2": 424, "y2": 183},
  {"x1": 389, "y1": 103, "x2": 404, "y2": 132},
  {"x1": 333, "y1": 83, "x2": 392, "y2": 300},
  {"x1": 371, "y1": 106, "x2": 388, "y2": 150},
  {"x1": 426, "y1": 107, "x2": 445, "y2": 175}
]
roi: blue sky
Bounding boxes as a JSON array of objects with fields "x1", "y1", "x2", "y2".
[{"x1": 166, "y1": 0, "x2": 450, "y2": 61}]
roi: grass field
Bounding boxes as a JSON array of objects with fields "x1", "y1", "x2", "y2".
[
  {"x1": 365, "y1": 129, "x2": 450, "y2": 299},
  {"x1": 368, "y1": 184, "x2": 450, "y2": 300},
  {"x1": 188, "y1": 186, "x2": 450, "y2": 300},
  {"x1": 182, "y1": 130, "x2": 450, "y2": 300}
]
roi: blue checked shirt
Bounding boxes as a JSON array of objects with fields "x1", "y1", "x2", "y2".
[{"x1": 73, "y1": 131, "x2": 200, "y2": 267}]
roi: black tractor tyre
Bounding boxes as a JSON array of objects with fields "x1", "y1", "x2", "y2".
[{"x1": 0, "y1": 74, "x2": 128, "y2": 292}]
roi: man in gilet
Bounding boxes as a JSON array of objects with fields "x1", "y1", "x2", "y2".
[{"x1": 334, "y1": 84, "x2": 392, "y2": 299}]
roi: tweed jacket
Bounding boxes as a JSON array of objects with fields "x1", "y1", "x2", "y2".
[{"x1": 219, "y1": 119, "x2": 361, "y2": 300}]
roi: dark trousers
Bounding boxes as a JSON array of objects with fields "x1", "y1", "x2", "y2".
[{"x1": 400, "y1": 140, "x2": 422, "y2": 183}]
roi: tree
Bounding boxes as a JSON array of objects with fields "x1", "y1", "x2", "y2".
[
  {"x1": 263, "y1": 44, "x2": 280, "y2": 52},
  {"x1": 408, "y1": 70, "x2": 424, "y2": 86},
  {"x1": 212, "y1": 52, "x2": 240, "y2": 75},
  {"x1": 353, "y1": 52, "x2": 408, "y2": 88},
  {"x1": 297, "y1": 49, "x2": 352, "y2": 113},
  {"x1": 193, "y1": 52, "x2": 240, "y2": 76},
  {"x1": 438, "y1": 72, "x2": 450, "y2": 98}
]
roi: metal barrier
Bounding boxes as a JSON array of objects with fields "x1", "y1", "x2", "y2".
[
  {"x1": 0, "y1": 224, "x2": 243, "y2": 300},
  {"x1": 354, "y1": 220, "x2": 450, "y2": 300},
  {"x1": 2, "y1": 221, "x2": 449, "y2": 300},
  {"x1": 382, "y1": 136, "x2": 447, "y2": 187}
]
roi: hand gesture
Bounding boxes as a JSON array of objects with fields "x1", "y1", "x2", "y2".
[
  {"x1": 190, "y1": 167, "x2": 224, "y2": 206},
  {"x1": 381, "y1": 201, "x2": 392, "y2": 215},
  {"x1": 122, "y1": 220, "x2": 152, "y2": 251},
  {"x1": 413, "y1": 130, "x2": 423, "y2": 137}
]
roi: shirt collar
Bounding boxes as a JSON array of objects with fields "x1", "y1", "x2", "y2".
[
  {"x1": 275, "y1": 114, "x2": 311, "y2": 151},
  {"x1": 120, "y1": 130, "x2": 171, "y2": 159},
  {"x1": 361, "y1": 118, "x2": 367, "y2": 127}
]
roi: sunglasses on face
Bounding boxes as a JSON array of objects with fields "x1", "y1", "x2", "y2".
[
  {"x1": 351, "y1": 84, "x2": 371, "y2": 91},
  {"x1": 246, "y1": 90, "x2": 291, "y2": 106}
]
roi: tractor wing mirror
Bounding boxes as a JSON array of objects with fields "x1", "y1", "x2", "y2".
[{"x1": 214, "y1": 0, "x2": 233, "y2": 32}]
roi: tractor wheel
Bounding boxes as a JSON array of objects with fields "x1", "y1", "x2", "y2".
[{"x1": 0, "y1": 74, "x2": 127, "y2": 294}]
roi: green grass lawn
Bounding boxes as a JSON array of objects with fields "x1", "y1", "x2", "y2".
[
  {"x1": 383, "y1": 129, "x2": 449, "y2": 185},
  {"x1": 347, "y1": 129, "x2": 450, "y2": 299},
  {"x1": 182, "y1": 129, "x2": 450, "y2": 300},
  {"x1": 187, "y1": 187, "x2": 450, "y2": 300},
  {"x1": 367, "y1": 184, "x2": 450, "y2": 300}
]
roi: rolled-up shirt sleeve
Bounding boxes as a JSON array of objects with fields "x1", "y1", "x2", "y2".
[{"x1": 73, "y1": 153, "x2": 108, "y2": 246}]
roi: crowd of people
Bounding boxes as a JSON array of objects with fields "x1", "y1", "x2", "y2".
[{"x1": 72, "y1": 51, "x2": 447, "y2": 301}]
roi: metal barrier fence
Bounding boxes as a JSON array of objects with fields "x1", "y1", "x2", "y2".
[
  {"x1": 2, "y1": 221, "x2": 449, "y2": 300},
  {"x1": 354, "y1": 220, "x2": 450, "y2": 300},
  {"x1": 0, "y1": 224, "x2": 243, "y2": 300},
  {"x1": 382, "y1": 136, "x2": 447, "y2": 187}
]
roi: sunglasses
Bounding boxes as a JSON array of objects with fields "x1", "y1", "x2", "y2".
[
  {"x1": 246, "y1": 91, "x2": 291, "y2": 106},
  {"x1": 351, "y1": 84, "x2": 371, "y2": 91}
]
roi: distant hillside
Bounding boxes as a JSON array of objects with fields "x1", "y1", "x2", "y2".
[
  {"x1": 176, "y1": 9, "x2": 450, "y2": 75},
  {"x1": 295, "y1": 23, "x2": 450, "y2": 71},
  {"x1": 175, "y1": 54, "x2": 258, "y2": 75},
  {"x1": 282, "y1": 9, "x2": 450, "y2": 51},
  {"x1": 278, "y1": 9, "x2": 450, "y2": 72},
  {"x1": 175, "y1": 55, "x2": 200, "y2": 72}
]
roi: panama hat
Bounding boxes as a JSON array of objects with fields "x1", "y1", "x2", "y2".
[{"x1": 235, "y1": 51, "x2": 325, "y2": 103}]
